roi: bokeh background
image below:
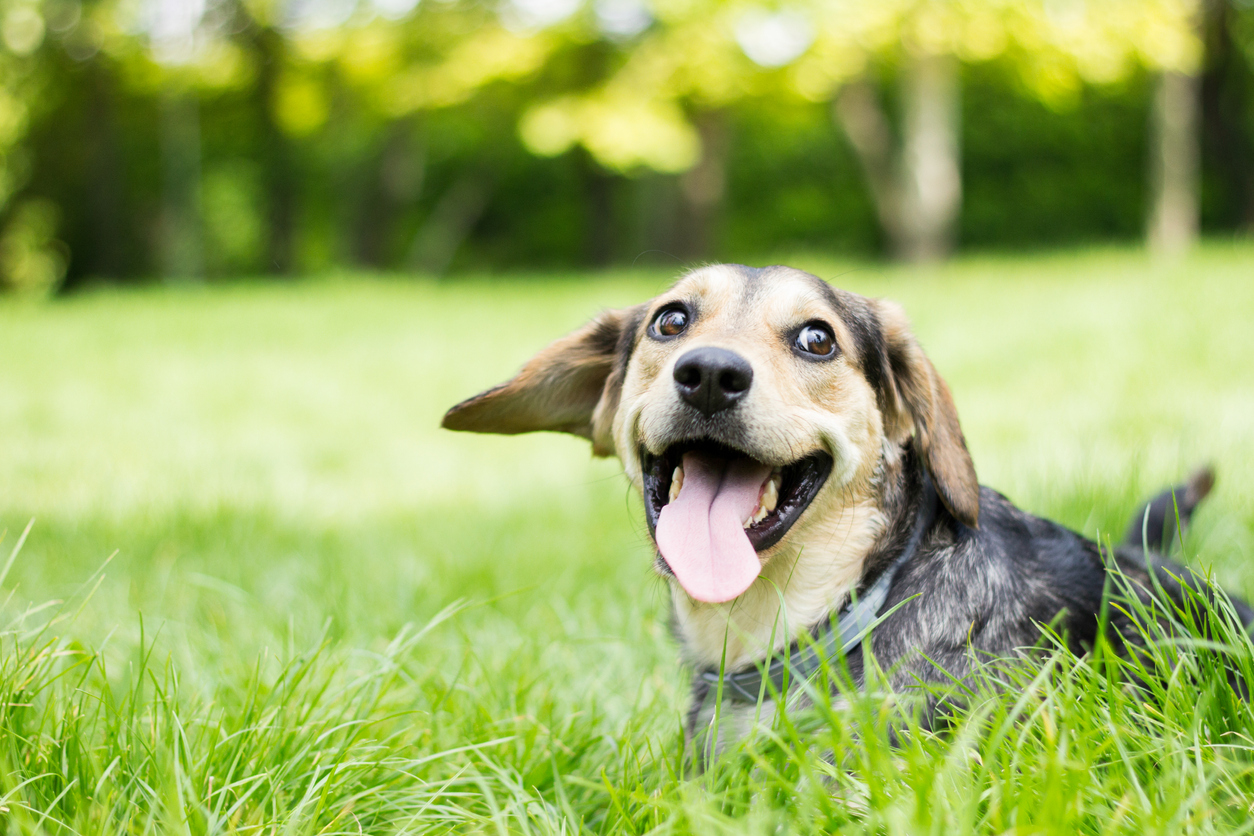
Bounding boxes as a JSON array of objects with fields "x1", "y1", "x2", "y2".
[
  {"x1": 0, "y1": 0, "x2": 1253, "y2": 292},
  {"x1": 3, "y1": 1, "x2": 1254, "y2": 830}
]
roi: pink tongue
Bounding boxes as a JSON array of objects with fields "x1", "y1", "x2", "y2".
[{"x1": 656, "y1": 452, "x2": 773, "y2": 603}]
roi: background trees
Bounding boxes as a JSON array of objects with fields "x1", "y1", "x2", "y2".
[{"x1": 0, "y1": 0, "x2": 1251, "y2": 292}]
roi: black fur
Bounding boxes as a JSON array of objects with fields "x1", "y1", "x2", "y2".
[
  {"x1": 614, "y1": 304, "x2": 649, "y2": 377},
  {"x1": 708, "y1": 446, "x2": 1253, "y2": 738},
  {"x1": 802, "y1": 272, "x2": 890, "y2": 400},
  {"x1": 683, "y1": 270, "x2": 1250, "y2": 736}
]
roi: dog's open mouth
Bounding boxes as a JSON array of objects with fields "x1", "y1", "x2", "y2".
[{"x1": 640, "y1": 440, "x2": 833, "y2": 603}]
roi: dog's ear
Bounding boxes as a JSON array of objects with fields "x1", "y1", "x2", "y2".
[
  {"x1": 873, "y1": 300, "x2": 980, "y2": 528},
  {"x1": 441, "y1": 305, "x2": 644, "y2": 457}
]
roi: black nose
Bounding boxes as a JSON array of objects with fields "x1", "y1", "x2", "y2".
[{"x1": 673, "y1": 347, "x2": 753, "y2": 417}]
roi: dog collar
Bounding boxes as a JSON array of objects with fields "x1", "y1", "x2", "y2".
[{"x1": 699, "y1": 471, "x2": 939, "y2": 705}]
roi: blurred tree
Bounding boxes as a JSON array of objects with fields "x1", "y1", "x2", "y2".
[
  {"x1": 1, "y1": 0, "x2": 1250, "y2": 289},
  {"x1": 0, "y1": 0, "x2": 69, "y2": 294},
  {"x1": 1201, "y1": 0, "x2": 1254, "y2": 234},
  {"x1": 514, "y1": 0, "x2": 1210, "y2": 263},
  {"x1": 813, "y1": 0, "x2": 1205, "y2": 261},
  {"x1": 833, "y1": 52, "x2": 963, "y2": 263},
  {"x1": 1139, "y1": 1, "x2": 1205, "y2": 256},
  {"x1": 151, "y1": 0, "x2": 209, "y2": 280},
  {"x1": 331, "y1": 2, "x2": 558, "y2": 271},
  {"x1": 1149, "y1": 65, "x2": 1200, "y2": 256},
  {"x1": 515, "y1": 1, "x2": 734, "y2": 259}
]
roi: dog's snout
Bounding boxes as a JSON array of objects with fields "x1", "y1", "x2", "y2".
[{"x1": 673, "y1": 347, "x2": 753, "y2": 417}]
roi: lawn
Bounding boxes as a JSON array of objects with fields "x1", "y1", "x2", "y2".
[{"x1": 2, "y1": 245, "x2": 1254, "y2": 833}]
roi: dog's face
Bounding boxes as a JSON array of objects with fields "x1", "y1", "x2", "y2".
[{"x1": 444, "y1": 264, "x2": 978, "y2": 607}]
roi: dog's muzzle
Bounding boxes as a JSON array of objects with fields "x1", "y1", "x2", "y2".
[{"x1": 640, "y1": 439, "x2": 833, "y2": 602}]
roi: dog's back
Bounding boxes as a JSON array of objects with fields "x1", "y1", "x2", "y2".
[{"x1": 857, "y1": 463, "x2": 1253, "y2": 720}]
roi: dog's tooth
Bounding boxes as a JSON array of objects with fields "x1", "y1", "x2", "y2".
[
  {"x1": 744, "y1": 502, "x2": 768, "y2": 528},
  {"x1": 668, "y1": 465, "x2": 684, "y2": 504},
  {"x1": 743, "y1": 474, "x2": 781, "y2": 528},
  {"x1": 762, "y1": 476, "x2": 780, "y2": 513}
]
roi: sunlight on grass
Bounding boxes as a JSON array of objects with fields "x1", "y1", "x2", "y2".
[{"x1": 0, "y1": 245, "x2": 1252, "y2": 832}]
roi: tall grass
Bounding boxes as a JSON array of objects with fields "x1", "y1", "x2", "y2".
[{"x1": 1, "y1": 245, "x2": 1253, "y2": 832}]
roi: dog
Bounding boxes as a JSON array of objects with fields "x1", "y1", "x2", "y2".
[{"x1": 442, "y1": 263, "x2": 1253, "y2": 754}]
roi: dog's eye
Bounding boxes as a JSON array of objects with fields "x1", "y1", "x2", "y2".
[
  {"x1": 795, "y1": 323, "x2": 836, "y2": 357},
  {"x1": 651, "y1": 307, "x2": 689, "y2": 339}
]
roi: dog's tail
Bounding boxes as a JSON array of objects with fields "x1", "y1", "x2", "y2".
[{"x1": 1122, "y1": 465, "x2": 1215, "y2": 553}]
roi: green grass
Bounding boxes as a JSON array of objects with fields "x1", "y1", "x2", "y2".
[{"x1": 1, "y1": 244, "x2": 1254, "y2": 833}]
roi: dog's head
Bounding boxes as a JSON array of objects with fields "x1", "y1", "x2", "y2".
[{"x1": 444, "y1": 264, "x2": 977, "y2": 605}]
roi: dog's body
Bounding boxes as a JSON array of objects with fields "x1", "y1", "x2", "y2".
[{"x1": 443, "y1": 264, "x2": 1252, "y2": 752}]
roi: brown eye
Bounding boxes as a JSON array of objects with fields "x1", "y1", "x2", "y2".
[
  {"x1": 651, "y1": 307, "x2": 689, "y2": 339},
  {"x1": 794, "y1": 323, "x2": 836, "y2": 357}
]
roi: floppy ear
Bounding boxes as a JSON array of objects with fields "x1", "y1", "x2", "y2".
[
  {"x1": 874, "y1": 300, "x2": 980, "y2": 528},
  {"x1": 441, "y1": 306, "x2": 644, "y2": 457}
]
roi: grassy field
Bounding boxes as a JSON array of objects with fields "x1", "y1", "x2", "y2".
[{"x1": 2, "y1": 245, "x2": 1254, "y2": 833}]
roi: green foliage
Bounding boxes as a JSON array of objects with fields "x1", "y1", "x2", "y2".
[
  {"x1": 0, "y1": 197, "x2": 66, "y2": 294},
  {"x1": 0, "y1": 247, "x2": 1253, "y2": 830},
  {"x1": 961, "y1": 62, "x2": 1154, "y2": 247},
  {"x1": 0, "y1": 0, "x2": 1251, "y2": 284},
  {"x1": 722, "y1": 101, "x2": 881, "y2": 259}
]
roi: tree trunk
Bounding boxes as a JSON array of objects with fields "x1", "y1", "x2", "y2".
[
  {"x1": 158, "y1": 90, "x2": 203, "y2": 281},
  {"x1": 834, "y1": 53, "x2": 962, "y2": 263},
  {"x1": 353, "y1": 120, "x2": 424, "y2": 268},
  {"x1": 223, "y1": 0, "x2": 296, "y2": 274},
  {"x1": 1201, "y1": 0, "x2": 1254, "y2": 234},
  {"x1": 578, "y1": 148, "x2": 615, "y2": 266},
  {"x1": 253, "y1": 26, "x2": 296, "y2": 274},
  {"x1": 406, "y1": 174, "x2": 491, "y2": 275},
  {"x1": 627, "y1": 174, "x2": 683, "y2": 266},
  {"x1": 677, "y1": 112, "x2": 728, "y2": 261},
  {"x1": 899, "y1": 53, "x2": 961, "y2": 262},
  {"x1": 81, "y1": 64, "x2": 127, "y2": 282},
  {"x1": 1148, "y1": 70, "x2": 1200, "y2": 257}
]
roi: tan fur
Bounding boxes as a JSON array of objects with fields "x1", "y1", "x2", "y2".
[
  {"x1": 610, "y1": 266, "x2": 896, "y2": 668},
  {"x1": 443, "y1": 263, "x2": 978, "y2": 695},
  {"x1": 669, "y1": 498, "x2": 885, "y2": 670},
  {"x1": 442, "y1": 306, "x2": 639, "y2": 455},
  {"x1": 875, "y1": 300, "x2": 980, "y2": 527}
]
